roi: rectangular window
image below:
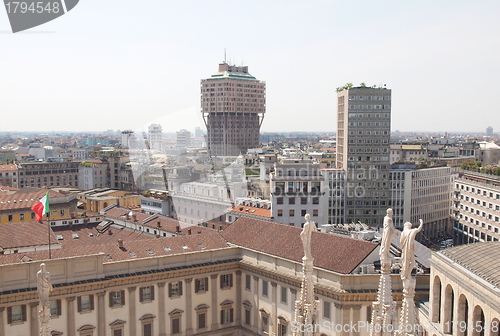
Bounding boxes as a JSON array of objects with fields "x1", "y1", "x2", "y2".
[
  {"x1": 313, "y1": 209, "x2": 319, "y2": 216},
  {"x1": 301, "y1": 210, "x2": 307, "y2": 216},
  {"x1": 7, "y1": 305, "x2": 26, "y2": 324},
  {"x1": 8, "y1": 214, "x2": 13, "y2": 222},
  {"x1": 245, "y1": 309, "x2": 251, "y2": 325},
  {"x1": 323, "y1": 301, "x2": 331, "y2": 319},
  {"x1": 20, "y1": 213, "x2": 25, "y2": 221},
  {"x1": 195, "y1": 278, "x2": 209, "y2": 293},
  {"x1": 262, "y1": 280, "x2": 268, "y2": 296},
  {"x1": 198, "y1": 312, "x2": 206, "y2": 329},
  {"x1": 172, "y1": 317, "x2": 181, "y2": 334},
  {"x1": 140, "y1": 286, "x2": 155, "y2": 302},
  {"x1": 220, "y1": 274, "x2": 233, "y2": 289},
  {"x1": 143, "y1": 323, "x2": 153, "y2": 336},
  {"x1": 289, "y1": 197, "x2": 295, "y2": 204},
  {"x1": 245, "y1": 274, "x2": 251, "y2": 290},
  {"x1": 221, "y1": 307, "x2": 234, "y2": 324},
  {"x1": 277, "y1": 197, "x2": 283, "y2": 204},
  {"x1": 109, "y1": 290, "x2": 125, "y2": 307},
  {"x1": 50, "y1": 299, "x2": 61, "y2": 317},
  {"x1": 277, "y1": 209, "x2": 283, "y2": 217},
  {"x1": 77, "y1": 295, "x2": 94, "y2": 312},
  {"x1": 169, "y1": 281, "x2": 183, "y2": 297},
  {"x1": 301, "y1": 197, "x2": 307, "y2": 205},
  {"x1": 281, "y1": 286, "x2": 287, "y2": 303},
  {"x1": 289, "y1": 209, "x2": 295, "y2": 217},
  {"x1": 312, "y1": 197, "x2": 319, "y2": 204}
]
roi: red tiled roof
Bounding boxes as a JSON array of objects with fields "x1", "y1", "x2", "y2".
[
  {"x1": 227, "y1": 205, "x2": 272, "y2": 218},
  {"x1": 0, "y1": 165, "x2": 18, "y2": 171},
  {"x1": 0, "y1": 230, "x2": 229, "y2": 265},
  {"x1": 0, "y1": 189, "x2": 66, "y2": 211},
  {"x1": 104, "y1": 206, "x2": 183, "y2": 233},
  {"x1": 221, "y1": 217, "x2": 378, "y2": 274},
  {"x1": 0, "y1": 221, "x2": 57, "y2": 249}
]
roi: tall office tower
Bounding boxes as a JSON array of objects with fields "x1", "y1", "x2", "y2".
[
  {"x1": 148, "y1": 124, "x2": 163, "y2": 152},
  {"x1": 176, "y1": 129, "x2": 191, "y2": 148},
  {"x1": 336, "y1": 86, "x2": 392, "y2": 225},
  {"x1": 121, "y1": 130, "x2": 134, "y2": 149},
  {"x1": 201, "y1": 62, "x2": 266, "y2": 156}
]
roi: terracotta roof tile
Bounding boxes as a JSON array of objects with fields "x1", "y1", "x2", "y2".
[
  {"x1": 0, "y1": 221, "x2": 57, "y2": 249},
  {"x1": 221, "y1": 217, "x2": 378, "y2": 274},
  {"x1": 227, "y1": 205, "x2": 272, "y2": 218},
  {"x1": 0, "y1": 189, "x2": 66, "y2": 211}
]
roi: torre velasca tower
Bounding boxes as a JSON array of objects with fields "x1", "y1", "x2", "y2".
[{"x1": 201, "y1": 62, "x2": 266, "y2": 157}]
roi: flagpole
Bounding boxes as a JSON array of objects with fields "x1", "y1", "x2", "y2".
[{"x1": 47, "y1": 212, "x2": 51, "y2": 259}]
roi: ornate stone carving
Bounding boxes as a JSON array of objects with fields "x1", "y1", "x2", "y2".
[
  {"x1": 380, "y1": 208, "x2": 396, "y2": 262},
  {"x1": 293, "y1": 214, "x2": 319, "y2": 336},
  {"x1": 37, "y1": 263, "x2": 53, "y2": 336}
]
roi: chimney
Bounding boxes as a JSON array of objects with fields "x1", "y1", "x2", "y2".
[
  {"x1": 108, "y1": 229, "x2": 113, "y2": 235},
  {"x1": 188, "y1": 229, "x2": 191, "y2": 235},
  {"x1": 156, "y1": 234, "x2": 160, "y2": 238},
  {"x1": 0, "y1": 250, "x2": 4, "y2": 255},
  {"x1": 13, "y1": 249, "x2": 19, "y2": 254},
  {"x1": 176, "y1": 225, "x2": 180, "y2": 232},
  {"x1": 117, "y1": 239, "x2": 124, "y2": 248},
  {"x1": 157, "y1": 221, "x2": 161, "y2": 228}
]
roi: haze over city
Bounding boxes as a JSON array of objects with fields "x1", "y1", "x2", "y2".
[{"x1": 1, "y1": 0, "x2": 499, "y2": 133}]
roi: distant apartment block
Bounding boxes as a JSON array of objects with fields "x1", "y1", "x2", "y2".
[
  {"x1": 0, "y1": 164, "x2": 18, "y2": 188},
  {"x1": 201, "y1": 63, "x2": 266, "y2": 156},
  {"x1": 270, "y1": 159, "x2": 326, "y2": 227},
  {"x1": 452, "y1": 170, "x2": 500, "y2": 244},
  {"x1": 78, "y1": 159, "x2": 109, "y2": 190},
  {"x1": 176, "y1": 129, "x2": 191, "y2": 148},
  {"x1": 321, "y1": 168, "x2": 346, "y2": 225},
  {"x1": 148, "y1": 124, "x2": 163, "y2": 152},
  {"x1": 336, "y1": 86, "x2": 392, "y2": 225},
  {"x1": 390, "y1": 165, "x2": 452, "y2": 242},
  {"x1": 17, "y1": 161, "x2": 79, "y2": 188}
]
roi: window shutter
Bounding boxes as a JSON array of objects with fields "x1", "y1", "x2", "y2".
[
  {"x1": 220, "y1": 310, "x2": 224, "y2": 325},
  {"x1": 220, "y1": 276, "x2": 223, "y2": 289},
  {"x1": 90, "y1": 295, "x2": 95, "y2": 311},
  {"x1": 194, "y1": 279, "x2": 198, "y2": 293},
  {"x1": 151, "y1": 286, "x2": 155, "y2": 301},
  {"x1": 168, "y1": 283, "x2": 172, "y2": 297},
  {"x1": 120, "y1": 290, "x2": 125, "y2": 305},
  {"x1": 109, "y1": 292, "x2": 113, "y2": 307},
  {"x1": 77, "y1": 296, "x2": 82, "y2": 312},
  {"x1": 139, "y1": 287, "x2": 144, "y2": 302},
  {"x1": 7, "y1": 307, "x2": 12, "y2": 324},
  {"x1": 179, "y1": 281, "x2": 183, "y2": 296},
  {"x1": 57, "y1": 300, "x2": 61, "y2": 315},
  {"x1": 21, "y1": 305, "x2": 27, "y2": 322},
  {"x1": 230, "y1": 308, "x2": 233, "y2": 323},
  {"x1": 205, "y1": 277, "x2": 209, "y2": 291},
  {"x1": 229, "y1": 274, "x2": 233, "y2": 288}
]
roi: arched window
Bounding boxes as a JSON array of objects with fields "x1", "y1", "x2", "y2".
[
  {"x1": 472, "y1": 305, "x2": 485, "y2": 336},
  {"x1": 432, "y1": 276, "x2": 442, "y2": 323},
  {"x1": 443, "y1": 285, "x2": 454, "y2": 333},
  {"x1": 458, "y1": 295, "x2": 468, "y2": 336}
]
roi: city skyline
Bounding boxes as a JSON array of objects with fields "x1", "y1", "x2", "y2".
[{"x1": 1, "y1": 1, "x2": 499, "y2": 133}]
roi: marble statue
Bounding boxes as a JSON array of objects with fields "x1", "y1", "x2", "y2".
[
  {"x1": 37, "y1": 263, "x2": 53, "y2": 309},
  {"x1": 380, "y1": 208, "x2": 396, "y2": 261},
  {"x1": 300, "y1": 214, "x2": 316, "y2": 260},
  {"x1": 400, "y1": 220, "x2": 423, "y2": 280}
]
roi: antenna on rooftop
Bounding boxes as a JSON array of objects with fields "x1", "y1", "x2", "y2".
[{"x1": 224, "y1": 48, "x2": 226, "y2": 63}]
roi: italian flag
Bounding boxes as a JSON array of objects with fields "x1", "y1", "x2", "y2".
[{"x1": 31, "y1": 191, "x2": 50, "y2": 223}]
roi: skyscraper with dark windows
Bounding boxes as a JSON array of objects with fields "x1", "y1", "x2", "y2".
[{"x1": 201, "y1": 63, "x2": 266, "y2": 157}]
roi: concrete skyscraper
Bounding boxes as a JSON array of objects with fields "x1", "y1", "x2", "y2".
[
  {"x1": 336, "y1": 86, "x2": 392, "y2": 225},
  {"x1": 201, "y1": 62, "x2": 266, "y2": 157}
]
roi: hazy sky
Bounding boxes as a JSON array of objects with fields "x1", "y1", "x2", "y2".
[{"x1": 1, "y1": 0, "x2": 499, "y2": 133}]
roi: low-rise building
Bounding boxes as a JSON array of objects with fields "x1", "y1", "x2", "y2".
[
  {"x1": 270, "y1": 159, "x2": 326, "y2": 227},
  {"x1": 0, "y1": 164, "x2": 18, "y2": 188}
]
